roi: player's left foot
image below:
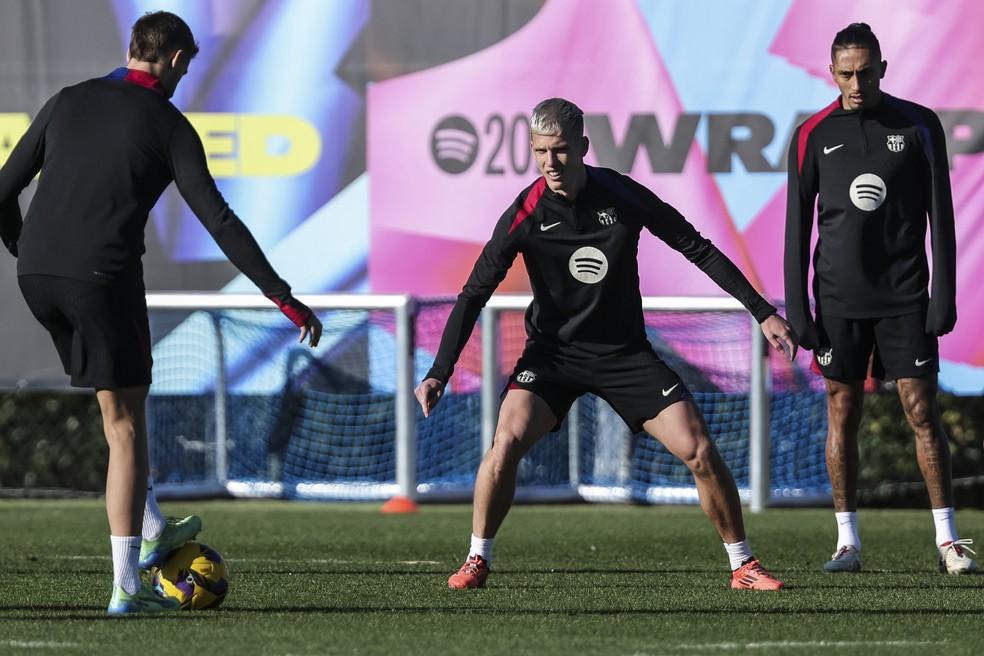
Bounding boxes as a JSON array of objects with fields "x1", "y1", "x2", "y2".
[
  {"x1": 730, "y1": 558, "x2": 783, "y2": 590},
  {"x1": 938, "y1": 539, "x2": 978, "y2": 575},
  {"x1": 106, "y1": 583, "x2": 180, "y2": 615},
  {"x1": 139, "y1": 515, "x2": 202, "y2": 570},
  {"x1": 823, "y1": 545, "x2": 862, "y2": 573},
  {"x1": 448, "y1": 555, "x2": 489, "y2": 589}
]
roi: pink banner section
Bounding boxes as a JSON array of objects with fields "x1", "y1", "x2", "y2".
[
  {"x1": 747, "y1": 0, "x2": 984, "y2": 364},
  {"x1": 368, "y1": 0, "x2": 757, "y2": 297}
]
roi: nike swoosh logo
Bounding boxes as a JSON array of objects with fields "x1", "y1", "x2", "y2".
[
  {"x1": 662, "y1": 383, "x2": 680, "y2": 397},
  {"x1": 915, "y1": 358, "x2": 933, "y2": 366},
  {"x1": 540, "y1": 221, "x2": 562, "y2": 232},
  {"x1": 823, "y1": 144, "x2": 844, "y2": 154}
]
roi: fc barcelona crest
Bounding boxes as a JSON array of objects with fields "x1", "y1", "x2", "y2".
[
  {"x1": 887, "y1": 135, "x2": 905, "y2": 152},
  {"x1": 597, "y1": 207, "x2": 617, "y2": 226}
]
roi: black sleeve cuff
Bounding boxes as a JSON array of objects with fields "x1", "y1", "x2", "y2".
[
  {"x1": 751, "y1": 301, "x2": 777, "y2": 324},
  {"x1": 424, "y1": 365, "x2": 453, "y2": 386}
]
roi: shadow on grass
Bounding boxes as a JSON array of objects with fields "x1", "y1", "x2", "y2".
[{"x1": 4, "y1": 605, "x2": 982, "y2": 618}]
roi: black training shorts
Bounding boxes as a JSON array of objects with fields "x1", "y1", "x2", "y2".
[
  {"x1": 503, "y1": 340, "x2": 691, "y2": 432},
  {"x1": 813, "y1": 311, "x2": 938, "y2": 382},
  {"x1": 18, "y1": 274, "x2": 153, "y2": 389}
]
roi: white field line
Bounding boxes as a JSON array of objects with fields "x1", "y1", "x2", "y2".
[
  {"x1": 49, "y1": 555, "x2": 441, "y2": 565},
  {"x1": 669, "y1": 641, "x2": 941, "y2": 651},
  {"x1": 0, "y1": 641, "x2": 79, "y2": 649}
]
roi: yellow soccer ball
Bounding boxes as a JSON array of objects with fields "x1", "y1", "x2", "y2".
[{"x1": 151, "y1": 541, "x2": 229, "y2": 609}]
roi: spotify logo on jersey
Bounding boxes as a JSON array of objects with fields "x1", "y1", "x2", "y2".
[
  {"x1": 569, "y1": 247, "x2": 609, "y2": 284},
  {"x1": 849, "y1": 173, "x2": 887, "y2": 211},
  {"x1": 431, "y1": 116, "x2": 479, "y2": 174}
]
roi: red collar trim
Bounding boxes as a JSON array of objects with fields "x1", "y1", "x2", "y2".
[{"x1": 124, "y1": 68, "x2": 165, "y2": 93}]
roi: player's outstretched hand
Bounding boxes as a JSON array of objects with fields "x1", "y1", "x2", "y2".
[
  {"x1": 270, "y1": 294, "x2": 321, "y2": 348},
  {"x1": 415, "y1": 377, "x2": 445, "y2": 418},
  {"x1": 299, "y1": 313, "x2": 322, "y2": 348},
  {"x1": 760, "y1": 313, "x2": 797, "y2": 362}
]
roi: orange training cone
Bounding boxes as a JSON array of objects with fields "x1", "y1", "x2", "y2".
[{"x1": 381, "y1": 495, "x2": 418, "y2": 514}]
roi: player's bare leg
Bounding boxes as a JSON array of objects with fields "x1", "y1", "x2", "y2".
[
  {"x1": 643, "y1": 400, "x2": 744, "y2": 543},
  {"x1": 896, "y1": 376, "x2": 952, "y2": 508},
  {"x1": 821, "y1": 378, "x2": 865, "y2": 572},
  {"x1": 98, "y1": 385, "x2": 179, "y2": 613},
  {"x1": 473, "y1": 390, "x2": 557, "y2": 538},
  {"x1": 824, "y1": 379, "x2": 864, "y2": 513},
  {"x1": 897, "y1": 376, "x2": 977, "y2": 573},
  {"x1": 448, "y1": 390, "x2": 556, "y2": 589},
  {"x1": 643, "y1": 399, "x2": 782, "y2": 590},
  {"x1": 98, "y1": 385, "x2": 151, "y2": 536}
]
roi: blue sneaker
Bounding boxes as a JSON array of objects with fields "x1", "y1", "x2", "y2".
[
  {"x1": 139, "y1": 515, "x2": 202, "y2": 570},
  {"x1": 107, "y1": 584, "x2": 180, "y2": 614}
]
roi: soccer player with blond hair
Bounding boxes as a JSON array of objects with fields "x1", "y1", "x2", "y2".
[{"x1": 418, "y1": 97, "x2": 796, "y2": 591}]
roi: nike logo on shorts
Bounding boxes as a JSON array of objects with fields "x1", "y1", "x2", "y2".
[
  {"x1": 540, "y1": 221, "x2": 561, "y2": 232},
  {"x1": 823, "y1": 144, "x2": 844, "y2": 154},
  {"x1": 662, "y1": 383, "x2": 680, "y2": 397},
  {"x1": 915, "y1": 358, "x2": 933, "y2": 366}
]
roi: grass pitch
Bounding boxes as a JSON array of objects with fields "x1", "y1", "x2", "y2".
[{"x1": 0, "y1": 500, "x2": 982, "y2": 655}]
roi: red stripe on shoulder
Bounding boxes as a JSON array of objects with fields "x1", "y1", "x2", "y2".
[
  {"x1": 797, "y1": 99, "x2": 839, "y2": 173},
  {"x1": 508, "y1": 177, "x2": 548, "y2": 235}
]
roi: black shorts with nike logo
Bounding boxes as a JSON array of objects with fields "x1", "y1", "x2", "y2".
[
  {"x1": 504, "y1": 340, "x2": 691, "y2": 432},
  {"x1": 813, "y1": 311, "x2": 938, "y2": 382}
]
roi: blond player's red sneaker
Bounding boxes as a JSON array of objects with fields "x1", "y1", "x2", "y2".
[
  {"x1": 448, "y1": 555, "x2": 489, "y2": 589},
  {"x1": 730, "y1": 559, "x2": 784, "y2": 590}
]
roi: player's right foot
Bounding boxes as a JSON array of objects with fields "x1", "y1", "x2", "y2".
[
  {"x1": 448, "y1": 555, "x2": 489, "y2": 589},
  {"x1": 823, "y1": 545, "x2": 862, "y2": 573},
  {"x1": 730, "y1": 559, "x2": 783, "y2": 590},
  {"x1": 107, "y1": 584, "x2": 180, "y2": 614},
  {"x1": 938, "y1": 539, "x2": 978, "y2": 575},
  {"x1": 138, "y1": 515, "x2": 202, "y2": 570}
]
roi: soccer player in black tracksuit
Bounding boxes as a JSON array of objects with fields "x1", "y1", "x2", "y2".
[
  {"x1": 784, "y1": 23, "x2": 976, "y2": 575},
  {"x1": 0, "y1": 12, "x2": 322, "y2": 613},
  {"x1": 416, "y1": 98, "x2": 797, "y2": 591}
]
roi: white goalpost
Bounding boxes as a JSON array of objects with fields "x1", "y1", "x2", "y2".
[{"x1": 146, "y1": 293, "x2": 828, "y2": 510}]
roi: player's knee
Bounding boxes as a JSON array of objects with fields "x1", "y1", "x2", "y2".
[
  {"x1": 490, "y1": 429, "x2": 526, "y2": 465},
  {"x1": 901, "y1": 394, "x2": 934, "y2": 433},
  {"x1": 682, "y1": 438, "x2": 715, "y2": 478},
  {"x1": 103, "y1": 417, "x2": 138, "y2": 448},
  {"x1": 826, "y1": 386, "x2": 860, "y2": 420}
]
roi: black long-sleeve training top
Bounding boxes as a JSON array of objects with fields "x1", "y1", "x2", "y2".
[
  {"x1": 784, "y1": 93, "x2": 956, "y2": 349},
  {"x1": 0, "y1": 68, "x2": 289, "y2": 298},
  {"x1": 425, "y1": 165, "x2": 776, "y2": 384}
]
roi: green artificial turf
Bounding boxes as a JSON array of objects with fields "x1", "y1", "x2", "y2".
[{"x1": 0, "y1": 500, "x2": 982, "y2": 655}]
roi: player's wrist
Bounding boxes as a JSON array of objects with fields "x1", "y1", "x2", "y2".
[
  {"x1": 268, "y1": 293, "x2": 313, "y2": 328},
  {"x1": 424, "y1": 366, "x2": 452, "y2": 387},
  {"x1": 753, "y1": 303, "x2": 777, "y2": 324}
]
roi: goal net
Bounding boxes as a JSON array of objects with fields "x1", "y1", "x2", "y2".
[{"x1": 147, "y1": 294, "x2": 829, "y2": 505}]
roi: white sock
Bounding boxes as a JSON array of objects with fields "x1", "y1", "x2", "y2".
[
  {"x1": 110, "y1": 535, "x2": 142, "y2": 594},
  {"x1": 143, "y1": 477, "x2": 166, "y2": 541},
  {"x1": 723, "y1": 540, "x2": 753, "y2": 571},
  {"x1": 932, "y1": 507, "x2": 958, "y2": 546},
  {"x1": 469, "y1": 534, "x2": 494, "y2": 565},
  {"x1": 835, "y1": 511, "x2": 860, "y2": 550}
]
